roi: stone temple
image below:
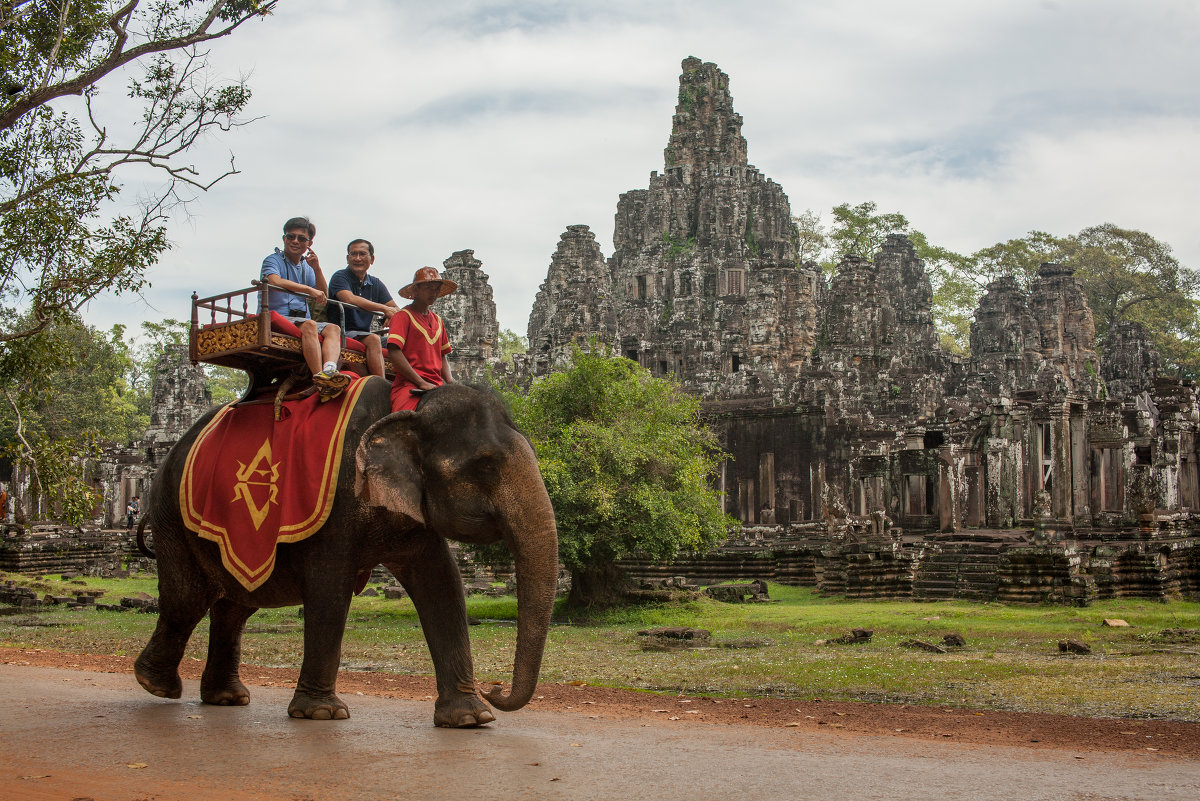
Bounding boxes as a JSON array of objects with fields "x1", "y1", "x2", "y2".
[
  {"x1": 514, "y1": 57, "x2": 1200, "y2": 601},
  {"x1": 14, "y1": 57, "x2": 1197, "y2": 601}
]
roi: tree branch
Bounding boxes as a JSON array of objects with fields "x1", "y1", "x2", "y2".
[
  {"x1": 0, "y1": 0, "x2": 275, "y2": 132},
  {"x1": 1, "y1": 386, "x2": 42, "y2": 497}
]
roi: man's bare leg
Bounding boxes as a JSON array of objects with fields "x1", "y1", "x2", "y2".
[
  {"x1": 320, "y1": 324, "x2": 342, "y2": 370},
  {"x1": 298, "y1": 320, "x2": 323, "y2": 375},
  {"x1": 364, "y1": 334, "x2": 384, "y2": 377}
]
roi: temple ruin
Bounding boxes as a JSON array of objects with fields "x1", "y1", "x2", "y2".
[
  {"x1": 6, "y1": 57, "x2": 1198, "y2": 602},
  {"x1": 514, "y1": 57, "x2": 1200, "y2": 602}
]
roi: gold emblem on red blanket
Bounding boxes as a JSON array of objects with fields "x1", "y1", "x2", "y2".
[{"x1": 231, "y1": 439, "x2": 281, "y2": 530}]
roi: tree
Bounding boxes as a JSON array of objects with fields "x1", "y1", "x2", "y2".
[
  {"x1": 792, "y1": 208, "x2": 826, "y2": 266},
  {"x1": 0, "y1": 1, "x2": 269, "y2": 515},
  {"x1": 906, "y1": 230, "x2": 977, "y2": 354},
  {"x1": 0, "y1": 0, "x2": 272, "y2": 348},
  {"x1": 0, "y1": 314, "x2": 142, "y2": 522},
  {"x1": 826, "y1": 201, "x2": 911, "y2": 264},
  {"x1": 968, "y1": 231, "x2": 1063, "y2": 291},
  {"x1": 505, "y1": 350, "x2": 734, "y2": 608},
  {"x1": 497, "y1": 328, "x2": 527, "y2": 363},
  {"x1": 1060, "y1": 224, "x2": 1200, "y2": 379}
]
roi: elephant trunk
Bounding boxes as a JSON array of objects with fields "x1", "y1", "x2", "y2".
[{"x1": 483, "y1": 470, "x2": 558, "y2": 712}]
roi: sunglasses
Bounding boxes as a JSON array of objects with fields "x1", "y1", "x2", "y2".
[{"x1": 284, "y1": 233, "x2": 310, "y2": 243}]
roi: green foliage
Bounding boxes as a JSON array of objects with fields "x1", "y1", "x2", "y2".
[
  {"x1": 497, "y1": 328, "x2": 528, "y2": 362},
  {"x1": 965, "y1": 225, "x2": 1200, "y2": 378},
  {"x1": 907, "y1": 231, "x2": 977, "y2": 355},
  {"x1": 968, "y1": 230, "x2": 1063, "y2": 290},
  {"x1": 129, "y1": 318, "x2": 189, "y2": 417},
  {"x1": 0, "y1": 314, "x2": 142, "y2": 522},
  {"x1": 827, "y1": 201, "x2": 911, "y2": 263},
  {"x1": 661, "y1": 231, "x2": 695, "y2": 260},
  {"x1": 677, "y1": 85, "x2": 694, "y2": 115},
  {"x1": 504, "y1": 350, "x2": 734, "y2": 606},
  {"x1": 206, "y1": 365, "x2": 248, "y2": 406}
]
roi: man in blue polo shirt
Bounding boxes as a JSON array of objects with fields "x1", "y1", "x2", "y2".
[
  {"x1": 260, "y1": 216, "x2": 348, "y2": 398},
  {"x1": 327, "y1": 238, "x2": 398, "y2": 377}
]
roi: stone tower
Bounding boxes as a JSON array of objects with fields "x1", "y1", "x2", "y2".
[
  {"x1": 143, "y1": 345, "x2": 212, "y2": 466},
  {"x1": 967, "y1": 264, "x2": 1104, "y2": 401},
  {"x1": 437, "y1": 249, "x2": 501, "y2": 383},
  {"x1": 1102, "y1": 320, "x2": 1160, "y2": 400},
  {"x1": 808, "y1": 235, "x2": 949, "y2": 423},
  {"x1": 527, "y1": 225, "x2": 617, "y2": 373},
  {"x1": 526, "y1": 57, "x2": 813, "y2": 401}
]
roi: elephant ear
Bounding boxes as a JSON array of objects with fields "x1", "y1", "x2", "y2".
[{"x1": 354, "y1": 411, "x2": 425, "y2": 526}]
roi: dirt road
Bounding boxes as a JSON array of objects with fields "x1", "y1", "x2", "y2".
[{"x1": 3, "y1": 654, "x2": 1199, "y2": 800}]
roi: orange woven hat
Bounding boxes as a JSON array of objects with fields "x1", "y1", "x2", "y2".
[{"x1": 398, "y1": 267, "x2": 457, "y2": 299}]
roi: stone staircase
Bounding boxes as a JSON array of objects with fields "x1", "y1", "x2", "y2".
[
  {"x1": 617, "y1": 541, "x2": 821, "y2": 587},
  {"x1": 911, "y1": 531, "x2": 1015, "y2": 601}
]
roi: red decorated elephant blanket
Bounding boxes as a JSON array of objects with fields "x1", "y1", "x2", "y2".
[{"x1": 179, "y1": 376, "x2": 369, "y2": 591}]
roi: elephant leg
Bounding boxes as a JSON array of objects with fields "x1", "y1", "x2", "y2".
[
  {"x1": 386, "y1": 535, "x2": 495, "y2": 728},
  {"x1": 200, "y1": 598, "x2": 256, "y2": 706},
  {"x1": 135, "y1": 539, "x2": 217, "y2": 699},
  {"x1": 287, "y1": 571, "x2": 354, "y2": 720}
]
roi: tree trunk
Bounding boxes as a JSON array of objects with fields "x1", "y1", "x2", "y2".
[{"x1": 567, "y1": 562, "x2": 632, "y2": 609}]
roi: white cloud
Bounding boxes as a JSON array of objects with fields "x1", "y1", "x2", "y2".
[{"x1": 78, "y1": 0, "x2": 1200, "y2": 339}]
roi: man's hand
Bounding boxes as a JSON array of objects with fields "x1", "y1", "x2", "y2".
[
  {"x1": 309, "y1": 288, "x2": 327, "y2": 306},
  {"x1": 305, "y1": 248, "x2": 321, "y2": 272}
]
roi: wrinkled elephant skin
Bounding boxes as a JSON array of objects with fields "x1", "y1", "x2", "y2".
[{"x1": 134, "y1": 380, "x2": 558, "y2": 727}]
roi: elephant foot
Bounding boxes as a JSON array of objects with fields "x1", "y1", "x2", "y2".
[
  {"x1": 288, "y1": 690, "x2": 349, "y2": 720},
  {"x1": 434, "y1": 692, "x2": 496, "y2": 728},
  {"x1": 201, "y1": 677, "x2": 250, "y2": 706},
  {"x1": 134, "y1": 654, "x2": 182, "y2": 699}
]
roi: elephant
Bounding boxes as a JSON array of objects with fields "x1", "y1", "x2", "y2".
[{"x1": 133, "y1": 379, "x2": 558, "y2": 727}]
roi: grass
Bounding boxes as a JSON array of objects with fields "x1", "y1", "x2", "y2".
[{"x1": 3, "y1": 572, "x2": 1199, "y2": 720}]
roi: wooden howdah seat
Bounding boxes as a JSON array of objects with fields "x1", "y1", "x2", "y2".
[{"x1": 190, "y1": 282, "x2": 388, "y2": 404}]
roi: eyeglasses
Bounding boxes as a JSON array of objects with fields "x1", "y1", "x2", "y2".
[{"x1": 284, "y1": 233, "x2": 310, "y2": 243}]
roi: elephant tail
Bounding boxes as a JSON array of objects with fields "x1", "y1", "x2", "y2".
[{"x1": 135, "y1": 516, "x2": 155, "y2": 559}]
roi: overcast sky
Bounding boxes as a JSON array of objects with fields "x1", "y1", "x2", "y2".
[{"x1": 84, "y1": 0, "x2": 1200, "y2": 339}]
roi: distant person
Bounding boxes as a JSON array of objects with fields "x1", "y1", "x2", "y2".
[
  {"x1": 126, "y1": 499, "x2": 136, "y2": 530},
  {"x1": 260, "y1": 216, "x2": 349, "y2": 399},
  {"x1": 387, "y1": 268, "x2": 456, "y2": 412},
  {"x1": 327, "y1": 239, "x2": 398, "y2": 377}
]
